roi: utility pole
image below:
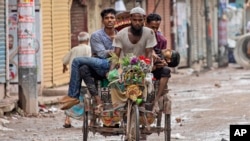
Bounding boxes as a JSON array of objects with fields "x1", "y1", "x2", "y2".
[
  {"x1": 17, "y1": 0, "x2": 38, "y2": 114},
  {"x1": 204, "y1": 0, "x2": 212, "y2": 68}
]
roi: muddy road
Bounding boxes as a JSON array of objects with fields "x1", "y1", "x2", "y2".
[{"x1": 1, "y1": 65, "x2": 250, "y2": 141}]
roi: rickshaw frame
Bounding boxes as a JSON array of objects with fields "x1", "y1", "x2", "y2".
[{"x1": 82, "y1": 79, "x2": 171, "y2": 141}]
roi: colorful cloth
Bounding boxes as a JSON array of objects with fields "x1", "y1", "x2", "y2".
[
  {"x1": 65, "y1": 90, "x2": 85, "y2": 120},
  {"x1": 218, "y1": 19, "x2": 228, "y2": 46}
]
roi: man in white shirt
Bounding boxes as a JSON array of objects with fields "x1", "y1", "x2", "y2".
[
  {"x1": 61, "y1": 31, "x2": 91, "y2": 128},
  {"x1": 62, "y1": 32, "x2": 91, "y2": 72}
]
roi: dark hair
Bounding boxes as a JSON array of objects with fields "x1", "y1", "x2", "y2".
[
  {"x1": 146, "y1": 13, "x2": 162, "y2": 24},
  {"x1": 101, "y1": 8, "x2": 116, "y2": 19},
  {"x1": 167, "y1": 50, "x2": 180, "y2": 68}
]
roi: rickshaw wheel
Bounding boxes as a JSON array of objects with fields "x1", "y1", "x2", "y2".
[
  {"x1": 82, "y1": 111, "x2": 88, "y2": 141},
  {"x1": 83, "y1": 92, "x2": 90, "y2": 141},
  {"x1": 164, "y1": 114, "x2": 171, "y2": 141},
  {"x1": 128, "y1": 104, "x2": 140, "y2": 141}
]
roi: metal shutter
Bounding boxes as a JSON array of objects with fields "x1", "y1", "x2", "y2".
[
  {"x1": 42, "y1": 0, "x2": 53, "y2": 87},
  {"x1": 42, "y1": 0, "x2": 70, "y2": 87},
  {"x1": 52, "y1": 0, "x2": 70, "y2": 86},
  {"x1": 190, "y1": 0, "x2": 206, "y2": 62},
  {"x1": 0, "y1": 0, "x2": 6, "y2": 83}
]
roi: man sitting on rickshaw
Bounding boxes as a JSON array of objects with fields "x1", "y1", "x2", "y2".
[{"x1": 60, "y1": 8, "x2": 117, "y2": 114}]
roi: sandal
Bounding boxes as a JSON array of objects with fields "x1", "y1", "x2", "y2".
[{"x1": 63, "y1": 124, "x2": 72, "y2": 128}]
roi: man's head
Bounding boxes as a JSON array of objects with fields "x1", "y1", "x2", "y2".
[
  {"x1": 130, "y1": 7, "x2": 146, "y2": 36},
  {"x1": 101, "y1": 8, "x2": 116, "y2": 29},
  {"x1": 146, "y1": 13, "x2": 161, "y2": 32},
  {"x1": 78, "y1": 32, "x2": 90, "y2": 44}
]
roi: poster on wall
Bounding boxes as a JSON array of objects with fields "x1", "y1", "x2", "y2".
[
  {"x1": 8, "y1": 11, "x2": 18, "y2": 82},
  {"x1": 8, "y1": 0, "x2": 41, "y2": 83},
  {"x1": 176, "y1": 2, "x2": 187, "y2": 49}
]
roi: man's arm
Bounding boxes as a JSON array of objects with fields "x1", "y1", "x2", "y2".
[
  {"x1": 109, "y1": 47, "x2": 121, "y2": 71},
  {"x1": 90, "y1": 34, "x2": 112, "y2": 58},
  {"x1": 62, "y1": 51, "x2": 71, "y2": 73},
  {"x1": 145, "y1": 47, "x2": 153, "y2": 60},
  {"x1": 156, "y1": 32, "x2": 167, "y2": 50}
]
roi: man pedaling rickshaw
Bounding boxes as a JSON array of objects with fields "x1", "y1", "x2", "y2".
[{"x1": 107, "y1": 7, "x2": 180, "y2": 114}]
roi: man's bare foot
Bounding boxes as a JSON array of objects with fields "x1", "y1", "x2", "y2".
[
  {"x1": 89, "y1": 121, "x2": 93, "y2": 126},
  {"x1": 152, "y1": 101, "x2": 160, "y2": 113},
  {"x1": 89, "y1": 119, "x2": 96, "y2": 127},
  {"x1": 63, "y1": 116, "x2": 72, "y2": 128},
  {"x1": 94, "y1": 95, "x2": 103, "y2": 114}
]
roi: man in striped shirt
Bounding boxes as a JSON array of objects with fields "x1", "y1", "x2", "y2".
[{"x1": 60, "y1": 8, "x2": 117, "y2": 112}]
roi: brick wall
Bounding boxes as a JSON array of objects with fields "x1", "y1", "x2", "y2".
[
  {"x1": 70, "y1": 0, "x2": 88, "y2": 48},
  {"x1": 146, "y1": 0, "x2": 172, "y2": 49}
]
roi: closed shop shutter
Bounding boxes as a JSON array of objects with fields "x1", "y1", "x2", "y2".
[
  {"x1": 42, "y1": 0, "x2": 53, "y2": 87},
  {"x1": 190, "y1": 0, "x2": 206, "y2": 62},
  {"x1": 190, "y1": 0, "x2": 199, "y2": 61},
  {"x1": 0, "y1": 0, "x2": 6, "y2": 83},
  {"x1": 177, "y1": 0, "x2": 188, "y2": 67},
  {"x1": 42, "y1": 0, "x2": 70, "y2": 87},
  {"x1": 199, "y1": 0, "x2": 206, "y2": 60},
  {"x1": 52, "y1": 0, "x2": 70, "y2": 86},
  {"x1": 197, "y1": 0, "x2": 206, "y2": 60}
]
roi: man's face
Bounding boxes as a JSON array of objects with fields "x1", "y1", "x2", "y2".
[
  {"x1": 102, "y1": 13, "x2": 116, "y2": 29},
  {"x1": 130, "y1": 14, "x2": 145, "y2": 30},
  {"x1": 146, "y1": 21, "x2": 161, "y2": 32}
]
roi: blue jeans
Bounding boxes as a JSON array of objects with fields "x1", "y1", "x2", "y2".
[{"x1": 68, "y1": 57, "x2": 110, "y2": 99}]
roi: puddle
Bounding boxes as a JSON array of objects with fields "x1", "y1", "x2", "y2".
[
  {"x1": 175, "y1": 96, "x2": 213, "y2": 101},
  {"x1": 190, "y1": 108, "x2": 212, "y2": 112}
]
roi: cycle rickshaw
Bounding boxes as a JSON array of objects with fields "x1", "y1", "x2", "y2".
[
  {"x1": 82, "y1": 11, "x2": 180, "y2": 141},
  {"x1": 82, "y1": 51, "x2": 180, "y2": 141}
]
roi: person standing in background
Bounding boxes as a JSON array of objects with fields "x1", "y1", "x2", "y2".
[
  {"x1": 62, "y1": 32, "x2": 91, "y2": 128},
  {"x1": 62, "y1": 32, "x2": 91, "y2": 73}
]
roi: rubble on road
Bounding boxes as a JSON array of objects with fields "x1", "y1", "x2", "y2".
[{"x1": 0, "y1": 118, "x2": 13, "y2": 131}]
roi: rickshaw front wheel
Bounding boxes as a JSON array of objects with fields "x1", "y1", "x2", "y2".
[{"x1": 127, "y1": 104, "x2": 140, "y2": 141}]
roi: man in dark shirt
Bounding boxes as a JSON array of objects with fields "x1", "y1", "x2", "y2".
[{"x1": 146, "y1": 13, "x2": 171, "y2": 112}]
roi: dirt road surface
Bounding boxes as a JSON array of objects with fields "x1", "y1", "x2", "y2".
[{"x1": 0, "y1": 64, "x2": 250, "y2": 141}]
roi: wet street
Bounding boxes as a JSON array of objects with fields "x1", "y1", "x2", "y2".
[{"x1": 1, "y1": 64, "x2": 250, "y2": 141}]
